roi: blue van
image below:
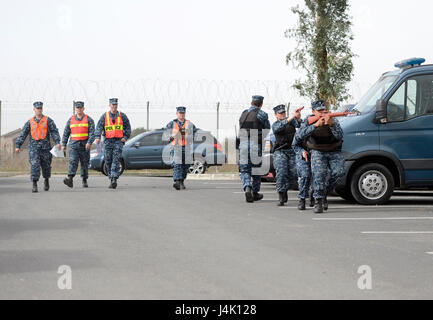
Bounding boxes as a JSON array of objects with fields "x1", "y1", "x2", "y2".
[{"x1": 335, "y1": 57, "x2": 433, "y2": 205}]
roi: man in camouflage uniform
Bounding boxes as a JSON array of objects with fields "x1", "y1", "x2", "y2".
[
  {"x1": 238, "y1": 95, "x2": 270, "y2": 203},
  {"x1": 292, "y1": 117, "x2": 315, "y2": 211},
  {"x1": 62, "y1": 101, "x2": 95, "y2": 188},
  {"x1": 15, "y1": 101, "x2": 61, "y2": 193},
  {"x1": 292, "y1": 100, "x2": 345, "y2": 213},
  {"x1": 165, "y1": 106, "x2": 198, "y2": 190},
  {"x1": 95, "y1": 98, "x2": 131, "y2": 189},
  {"x1": 271, "y1": 104, "x2": 301, "y2": 206}
]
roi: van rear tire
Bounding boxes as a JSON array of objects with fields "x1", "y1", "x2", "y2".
[{"x1": 350, "y1": 163, "x2": 394, "y2": 205}]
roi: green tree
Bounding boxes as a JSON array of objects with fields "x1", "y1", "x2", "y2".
[{"x1": 285, "y1": 0, "x2": 355, "y2": 109}]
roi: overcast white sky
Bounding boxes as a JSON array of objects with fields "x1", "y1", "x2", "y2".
[
  {"x1": 2, "y1": 0, "x2": 433, "y2": 84},
  {"x1": 1, "y1": 0, "x2": 433, "y2": 135}
]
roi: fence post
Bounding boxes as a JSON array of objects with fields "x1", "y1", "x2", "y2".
[
  {"x1": 0, "y1": 100, "x2": 2, "y2": 170},
  {"x1": 146, "y1": 101, "x2": 150, "y2": 131},
  {"x1": 216, "y1": 102, "x2": 220, "y2": 141},
  {"x1": 286, "y1": 102, "x2": 290, "y2": 114}
]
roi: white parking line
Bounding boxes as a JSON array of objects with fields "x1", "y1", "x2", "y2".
[
  {"x1": 361, "y1": 231, "x2": 433, "y2": 234},
  {"x1": 313, "y1": 217, "x2": 433, "y2": 221},
  {"x1": 426, "y1": 252, "x2": 433, "y2": 255}
]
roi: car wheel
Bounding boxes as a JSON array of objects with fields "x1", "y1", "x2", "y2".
[
  {"x1": 335, "y1": 185, "x2": 355, "y2": 202},
  {"x1": 350, "y1": 163, "x2": 394, "y2": 205},
  {"x1": 102, "y1": 160, "x2": 125, "y2": 176},
  {"x1": 188, "y1": 158, "x2": 206, "y2": 174}
]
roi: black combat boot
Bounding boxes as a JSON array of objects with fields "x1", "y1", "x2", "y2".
[
  {"x1": 32, "y1": 181, "x2": 38, "y2": 193},
  {"x1": 82, "y1": 178, "x2": 88, "y2": 188},
  {"x1": 108, "y1": 179, "x2": 113, "y2": 189},
  {"x1": 283, "y1": 190, "x2": 288, "y2": 203},
  {"x1": 111, "y1": 178, "x2": 117, "y2": 189},
  {"x1": 298, "y1": 198, "x2": 306, "y2": 210},
  {"x1": 63, "y1": 175, "x2": 73, "y2": 188},
  {"x1": 245, "y1": 186, "x2": 254, "y2": 203},
  {"x1": 173, "y1": 180, "x2": 181, "y2": 190},
  {"x1": 314, "y1": 198, "x2": 324, "y2": 214},
  {"x1": 323, "y1": 196, "x2": 328, "y2": 211},
  {"x1": 180, "y1": 180, "x2": 186, "y2": 190},
  {"x1": 44, "y1": 178, "x2": 50, "y2": 191},
  {"x1": 278, "y1": 192, "x2": 285, "y2": 206},
  {"x1": 253, "y1": 192, "x2": 263, "y2": 201},
  {"x1": 309, "y1": 191, "x2": 315, "y2": 207}
]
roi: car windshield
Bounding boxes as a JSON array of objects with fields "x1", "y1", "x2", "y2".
[{"x1": 355, "y1": 75, "x2": 398, "y2": 114}]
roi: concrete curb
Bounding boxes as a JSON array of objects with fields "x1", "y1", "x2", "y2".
[{"x1": 186, "y1": 173, "x2": 239, "y2": 180}]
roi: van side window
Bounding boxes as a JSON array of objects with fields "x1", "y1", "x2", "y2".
[
  {"x1": 387, "y1": 73, "x2": 433, "y2": 121},
  {"x1": 410, "y1": 74, "x2": 433, "y2": 117},
  {"x1": 406, "y1": 79, "x2": 417, "y2": 119},
  {"x1": 387, "y1": 82, "x2": 405, "y2": 122}
]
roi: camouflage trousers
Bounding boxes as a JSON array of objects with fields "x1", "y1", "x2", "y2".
[
  {"x1": 238, "y1": 142, "x2": 262, "y2": 192},
  {"x1": 171, "y1": 146, "x2": 192, "y2": 181},
  {"x1": 68, "y1": 146, "x2": 90, "y2": 179},
  {"x1": 296, "y1": 152, "x2": 312, "y2": 199},
  {"x1": 311, "y1": 150, "x2": 345, "y2": 199},
  {"x1": 104, "y1": 140, "x2": 124, "y2": 179},
  {"x1": 273, "y1": 149, "x2": 297, "y2": 193},
  {"x1": 28, "y1": 147, "x2": 52, "y2": 181}
]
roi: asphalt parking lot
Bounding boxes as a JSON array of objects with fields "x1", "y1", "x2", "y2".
[{"x1": 0, "y1": 175, "x2": 432, "y2": 299}]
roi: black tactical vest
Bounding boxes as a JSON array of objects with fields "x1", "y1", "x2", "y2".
[
  {"x1": 239, "y1": 109, "x2": 265, "y2": 143},
  {"x1": 274, "y1": 121, "x2": 296, "y2": 150},
  {"x1": 306, "y1": 125, "x2": 342, "y2": 152}
]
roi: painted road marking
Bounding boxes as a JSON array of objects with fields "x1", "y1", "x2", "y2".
[
  {"x1": 313, "y1": 217, "x2": 433, "y2": 221},
  {"x1": 361, "y1": 231, "x2": 433, "y2": 234}
]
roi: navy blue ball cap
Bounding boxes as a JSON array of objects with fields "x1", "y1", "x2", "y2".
[
  {"x1": 252, "y1": 95, "x2": 264, "y2": 103},
  {"x1": 311, "y1": 100, "x2": 326, "y2": 111},
  {"x1": 74, "y1": 101, "x2": 84, "y2": 108},
  {"x1": 273, "y1": 104, "x2": 286, "y2": 114},
  {"x1": 176, "y1": 106, "x2": 186, "y2": 113},
  {"x1": 33, "y1": 101, "x2": 43, "y2": 109},
  {"x1": 109, "y1": 98, "x2": 118, "y2": 105}
]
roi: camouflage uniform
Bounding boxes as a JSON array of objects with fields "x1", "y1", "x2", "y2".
[
  {"x1": 62, "y1": 115, "x2": 95, "y2": 179},
  {"x1": 95, "y1": 111, "x2": 131, "y2": 179},
  {"x1": 293, "y1": 116, "x2": 345, "y2": 199},
  {"x1": 238, "y1": 106, "x2": 270, "y2": 192},
  {"x1": 292, "y1": 117, "x2": 312, "y2": 199},
  {"x1": 272, "y1": 118, "x2": 300, "y2": 193},
  {"x1": 165, "y1": 119, "x2": 198, "y2": 181},
  {"x1": 15, "y1": 116, "x2": 61, "y2": 181}
]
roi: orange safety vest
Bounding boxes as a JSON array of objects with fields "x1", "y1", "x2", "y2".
[
  {"x1": 70, "y1": 114, "x2": 89, "y2": 141},
  {"x1": 104, "y1": 111, "x2": 124, "y2": 139},
  {"x1": 171, "y1": 120, "x2": 190, "y2": 146},
  {"x1": 29, "y1": 116, "x2": 48, "y2": 141}
]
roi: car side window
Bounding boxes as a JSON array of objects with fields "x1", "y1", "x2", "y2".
[
  {"x1": 387, "y1": 82, "x2": 405, "y2": 122},
  {"x1": 139, "y1": 134, "x2": 160, "y2": 146}
]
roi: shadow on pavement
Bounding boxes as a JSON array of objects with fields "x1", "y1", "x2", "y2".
[
  {"x1": 0, "y1": 218, "x2": 89, "y2": 241},
  {"x1": 0, "y1": 249, "x2": 101, "y2": 275}
]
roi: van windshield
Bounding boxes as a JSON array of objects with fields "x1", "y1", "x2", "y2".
[{"x1": 355, "y1": 75, "x2": 398, "y2": 113}]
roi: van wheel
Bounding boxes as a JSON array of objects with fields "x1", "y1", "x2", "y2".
[
  {"x1": 334, "y1": 186, "x2": 354, "y2": 202},
  {"x1": 102, "y1": 160, "x2": 125, "y2": 176},
  {"x1": 350, "y1": 163, "x2": 394, "y2": 205}
]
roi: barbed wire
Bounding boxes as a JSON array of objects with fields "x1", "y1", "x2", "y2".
[{"x1": 0, "y1": 78, "x2": 370, "y2": 111}]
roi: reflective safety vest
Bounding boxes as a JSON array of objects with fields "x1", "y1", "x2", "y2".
[
  {"x1": 29, "y1": 116, "x2": 48, "y2": 141},
  {"x1": 171, "y1": 120, "x2": 190, "y2": 146},
  {"x1": 104, "y1": 111, "x2": 124, "y2": 139},
  {"x1": 70, "y1": 114, "x2": 89, "y2": 141}
]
